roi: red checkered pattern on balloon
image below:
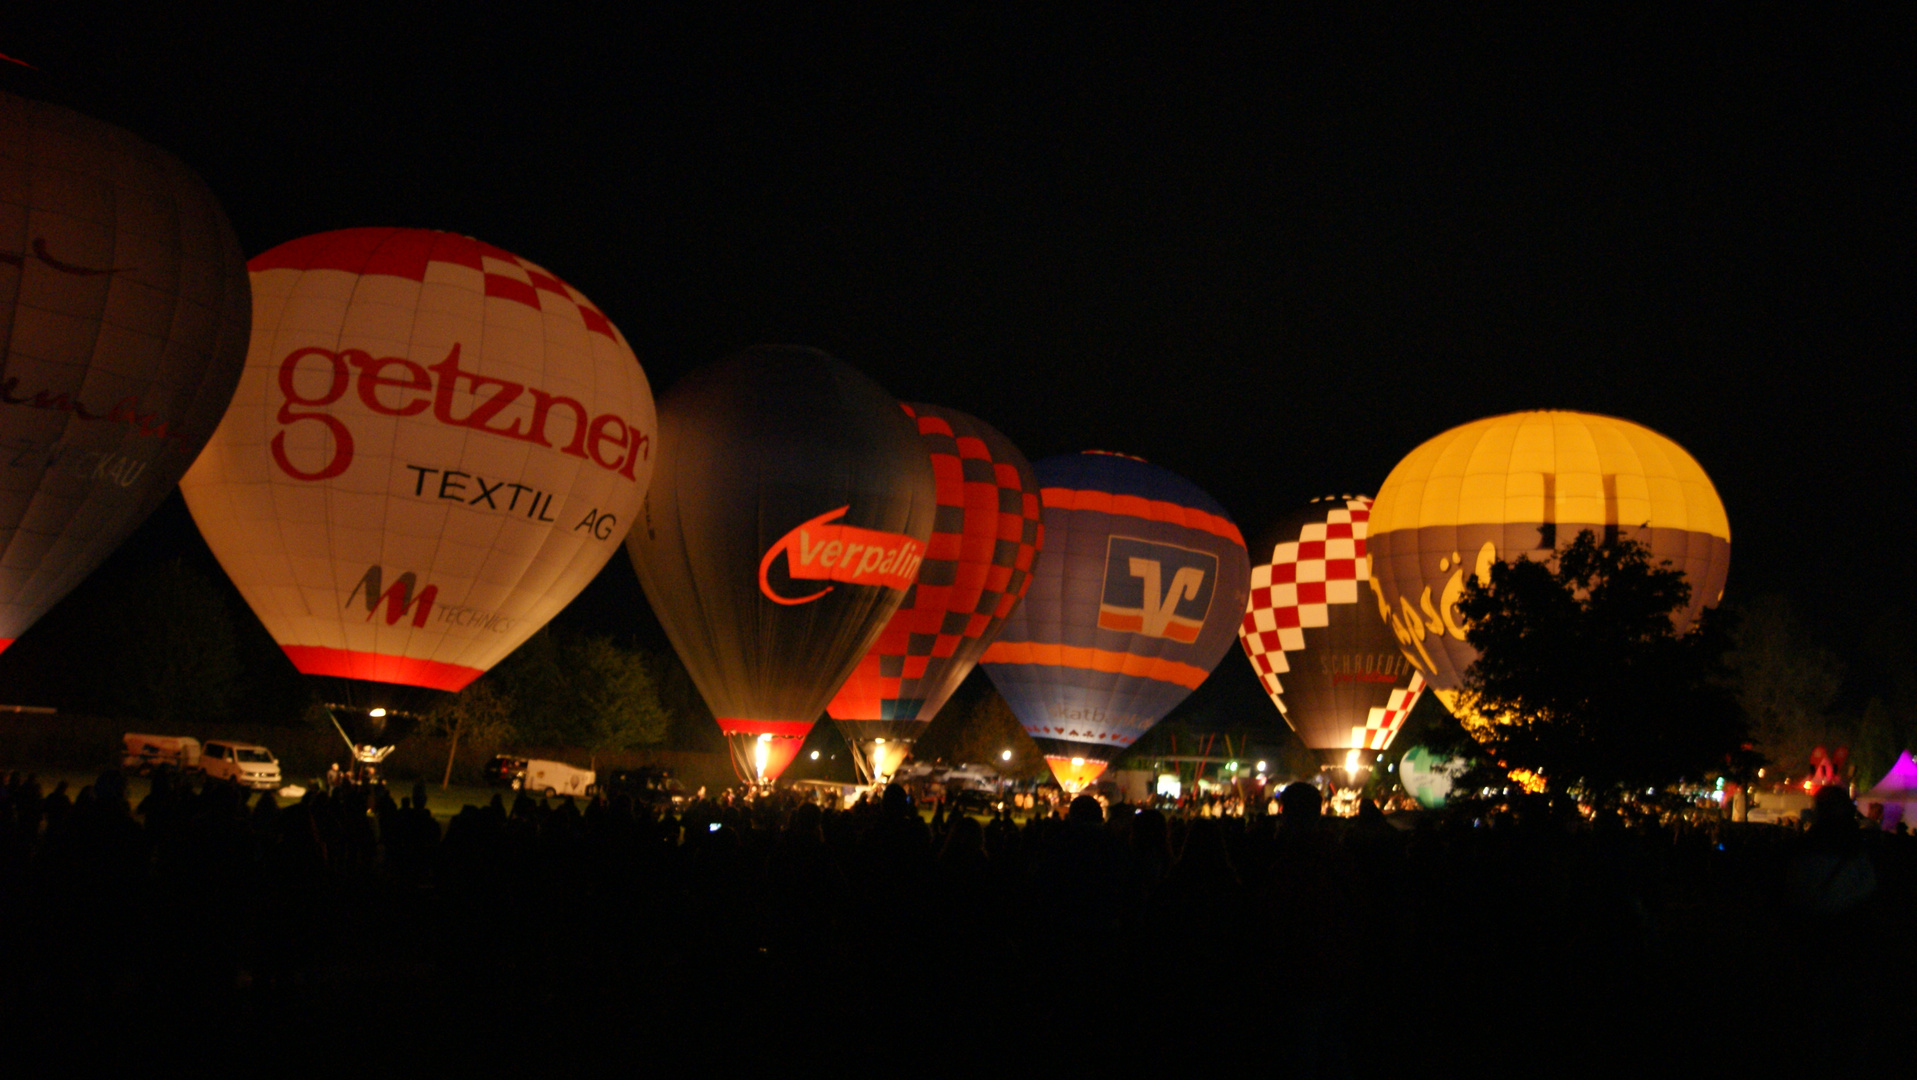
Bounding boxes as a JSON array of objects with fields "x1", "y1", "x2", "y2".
[
  {"x1": 827, "y1": 404, "x2": 1044, "y2": 721},
  {"x1": 1238, "y1": 496, "x2": 1372, "y2": 710},
  {"x1": 1355, "y1": 671, "x2": 1426, "y2": 750},
  {"x1": 251, "y1": 228, "x2": 623, "y2": 343}
]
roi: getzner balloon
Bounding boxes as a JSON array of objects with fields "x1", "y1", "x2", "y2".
[
  {"x1": 180, "y1": 228, "x2": 654, "y2": 746},
  {"x1": 626, "y1": 347, "x2": 937, "y2": 785},
  {"x1": 0, "y1": 91, "x2": 249, "y2": 653},
  {"x1": 1239, "y1": 496, "x2": 1426, "y2": 777},
  {"x1": 824, "y1": 403, "x2": 1044, "y2": 781},
  {"x1": 981, "y1": 452, "x2": 1250, "y2": 792},
  {"x1": 1366, "y1": 410, "x2": 1730, "y2": 725}
]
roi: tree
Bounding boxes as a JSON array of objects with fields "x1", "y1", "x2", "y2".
[
  {"x1": 913, "y1": 675, "x2": 1046, "y2": 778},
  {"x1": 1726, "y1": 594, "x2": 1845, "y2": 776},
  {"x1": 1453, "y1": 530, "x2": 1746, "y2": 799},
  {"x1": 426, "y1": 679, "x2": 517, "y2": 788},
  {"x1": 486, "y1": 628, "x2": 669, "y2": 756}
]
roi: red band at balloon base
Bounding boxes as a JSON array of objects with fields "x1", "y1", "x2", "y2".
[{"x1": 281, "y1": 645, "x2": 483, "y2": 692}]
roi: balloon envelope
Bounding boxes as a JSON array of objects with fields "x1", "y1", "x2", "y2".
[
  {"x1": 626, "y1": 346, "x2": 937, "y2": 783},
  {"x1": 180, "y1": 228, "x2": 655, "y2": 719},
  {"x1": 1366, "y1": 411, "x2": 1730, "y2": 720},
  {"x1": 981, "y1": 452, "x2": 1250, "y2": 791},
  {"x1": 1240, "y1": 496, "x2": 1426, "y2": 769},
  {"x1": 1, "y1": 91, "x2": 249, "y2": 651},
  {"x1": 1399, "y1": 744, "x2": 1466, "y2": 809},
  {"x1": 826, "y1": 403, "x2": 1044, "y2": 751}
]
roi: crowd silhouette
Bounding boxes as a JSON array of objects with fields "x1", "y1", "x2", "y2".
[{"x1": 0, "y1": 768, "x2": 1911, "y2": 1065}]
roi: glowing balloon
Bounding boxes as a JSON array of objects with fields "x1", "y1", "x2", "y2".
[
  {"x1": 825, "y1": 403, "x2": 1043, "y2": 780},
  {"x1": 981, "y1": 452, "x2": 1250, "y2": 791},
  {"x1": 626, "y1": 346, "x2": 937, "y2": 784},
  {"x1": 1399, "y1": 744, "x2": 1466, "y2": 809},
  {"x1": 0, "y1": 91, "x2": 249, "y2": 652},
  {"x1": 1239, "y1": 496, "x2": 1426, "y2": 775},
  {"x1": 180, "y1": 228, "x2": 655, "y2": 737},
  {"x1": 1366, "y1": 410, "x2": 1730, "y2": 720}
]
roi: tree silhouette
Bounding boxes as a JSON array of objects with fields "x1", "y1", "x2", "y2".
[{"x1": 1454, "y1": 530, "x2": 1745, "y2": 798}]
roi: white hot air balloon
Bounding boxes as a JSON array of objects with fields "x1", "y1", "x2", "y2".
[
  {"x1": 181, "y1": 228, "x2": 653, "y2": 753},
  {"x1": 1, "y1": 90, "x2": 249, "y2": 652}
]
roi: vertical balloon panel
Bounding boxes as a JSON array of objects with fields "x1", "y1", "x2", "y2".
[
  {"x1": 0, "y1": 91, "x2": 249, "y2": 651},
  {"x1": 982, "y1": 452, "x2": 1249, "y2": 791},
  {"x1": 626, "y1": 347, "x2": 937, "y2": 784},
  {"x1": 181, "y1": 228, "x2": 654, "y2": 728}
]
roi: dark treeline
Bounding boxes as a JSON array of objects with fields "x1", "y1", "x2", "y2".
[{"x1": 0, "y1": 772, "x2": 1910, "y2": 1067}]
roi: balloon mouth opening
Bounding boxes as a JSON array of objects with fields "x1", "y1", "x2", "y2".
[
  {"x1": 718, "y1": 720, "x2": 813, "y2": 784},
  {"x1": 1045, "y1": 755, "x2": 1110, "y2": 793}
]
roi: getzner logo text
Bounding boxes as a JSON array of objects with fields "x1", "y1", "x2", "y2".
[{"x1": 272, "y1": 343, "x2": 649, "y2": 482}]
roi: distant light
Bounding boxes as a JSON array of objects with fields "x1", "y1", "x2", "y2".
[
  {"x1": 1227, "y1": 760, "x2": 1238, "y2": 771},
  {"x1": 368, "y1": 708, "x2": 387, "y2": 718},
  {"x1": 874, "y1": 738, "x2": 886, "y2": 744},
  {"x1": 810, "y1": 750, "x2": 820, "y2": 760},
  {"x1": 1256, "y1": 760, "x2": 1267, "y2": 773},
  {"x1": 1001, "y1": 750, "x2": 1012, "y2": 761},
  {"x1": 1071, "y1": 757, "x2": 1085, "y2": 766}
]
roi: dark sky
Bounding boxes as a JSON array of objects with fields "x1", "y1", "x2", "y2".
[{"x1": 5, "y1": 6, "x2": 1909, "y2": 671}]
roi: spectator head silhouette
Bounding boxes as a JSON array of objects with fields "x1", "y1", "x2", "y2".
[
  {"x1": 1068, "y1": 794, "x2": 1103, "y2": 826},
  {"x1": 1812, "y1": 784, "x2": 1857, "y2": 832},
  {"x1": 882, "y1": 782, "x2": 912, "y2": 817},
  {"x1": 1280, "y1": 781, "x2": 1321, "y2": 819}
]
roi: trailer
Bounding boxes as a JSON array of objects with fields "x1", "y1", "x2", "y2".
[{"x1": 121, "y1": 733, "x2": 201, "y2": 774}]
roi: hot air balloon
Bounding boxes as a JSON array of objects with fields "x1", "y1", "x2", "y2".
[
  {"x1": 179, "y1": 228, "x2": 654, "y2": 765},
  {"x1": 1, "y1": 90, "x2": 249, "y2": 653},
  {"x1": 626, "y1": 346, "x2": 937, "y2": 784},
  {"x1": 981, "y1": 452, "x2": 1250, "y2": 792},
  {"x1": 1399, "y1": 744, "x2": 1467, "y2": 809},
  {"x1": 1239, "y1": 496, "x2": 1426, "y2": 785},
  {"x1": 1366, "y1": 411, "x2": 1730, "y2": 727},
  {"x1": 824, "y1": 403, "x2": 1044, "y2": 782}
]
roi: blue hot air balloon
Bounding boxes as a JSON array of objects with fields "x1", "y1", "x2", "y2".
[{"x1": 981, "y1": 452, "x2": 1250, "y2": 791}]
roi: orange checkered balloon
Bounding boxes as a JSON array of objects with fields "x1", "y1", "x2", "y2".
[{"x1": 825, "y1": 404, "x2": 1043, "y2": 774}]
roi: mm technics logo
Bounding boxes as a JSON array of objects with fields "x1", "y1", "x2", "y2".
[
  {"x1": 346, "y1": 565, "x2": 438, "y2": 627},
  {"x1": 1098, "y1": 536, "x2": 1217, "y2": 642}
]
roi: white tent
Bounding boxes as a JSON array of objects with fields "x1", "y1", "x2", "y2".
[{"x1": 1856, "y1": 750, "x2": 1917, "y2": 831}]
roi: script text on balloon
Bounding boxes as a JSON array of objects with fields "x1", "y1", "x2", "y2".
[{"x1": 271, "y1": 344, "x2": 651, "y2": 483}]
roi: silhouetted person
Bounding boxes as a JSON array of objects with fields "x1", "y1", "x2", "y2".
[{"x1": 1028, "y1": 795, "x2": 1135, "y2": 977}]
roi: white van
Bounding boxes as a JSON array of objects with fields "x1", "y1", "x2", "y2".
[
  {"x1": 121, "y1": 733, "x2": 201, "y2": 773},
  {"x1": 518, "y1": 759, "x2": 595, "y2": 798},
  {"x1": 201, "y1": 739, "x2": 283, "y2": 790}
]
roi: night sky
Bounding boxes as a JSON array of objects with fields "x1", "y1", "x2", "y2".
[{"x1": 4, "y1": 8, "x2": 1907, "y2": 710}]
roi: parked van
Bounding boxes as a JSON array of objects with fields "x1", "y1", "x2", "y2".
[
  {"x1": 518, "y1": 759, "x2": 595, "y2": 798},
  {"x1": 122, "y1": 734, "x2": 201, "y2": 774},
  {"x1": 201, "y1": 739, "x2": 282, "y2": 790}
]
